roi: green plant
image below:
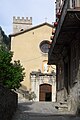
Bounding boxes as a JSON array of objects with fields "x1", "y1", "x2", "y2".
[
  {"x1": 28, "y1": 92, "x2": 36, "y2": 101},
  {"x1": 0, "y1": 46, "x2": 25, "y2": 90}
]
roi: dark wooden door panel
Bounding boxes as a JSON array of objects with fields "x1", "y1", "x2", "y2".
[{"x1": 39, "y1": 84, "x2": 52, "y2": 101}]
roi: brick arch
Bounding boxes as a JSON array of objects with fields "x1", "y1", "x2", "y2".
[{"x1": 39, "y1": 84, "x2": 52, "y2": 101}]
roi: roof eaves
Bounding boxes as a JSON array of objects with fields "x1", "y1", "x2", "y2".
[{"x1": 9, "y1": 22, "x2": 53, "y2": 37}]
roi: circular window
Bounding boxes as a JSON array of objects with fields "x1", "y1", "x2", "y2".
[{"x1": 40, "y1": 40, "x2": 50, "y2": 53}]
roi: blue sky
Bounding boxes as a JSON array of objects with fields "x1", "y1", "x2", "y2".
[{"x1": 0, "y1": 0, "x2": 56, "y2": 35}]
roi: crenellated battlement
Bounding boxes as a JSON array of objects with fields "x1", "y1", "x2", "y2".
[
  {"x1": 13, "y1": 16, "x2": 32, "y2": 33},
  {"x1": 13, "y1": 16, "x2": 32, "y2": 25}
]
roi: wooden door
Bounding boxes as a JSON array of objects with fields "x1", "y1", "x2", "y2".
[{"x1": 39, "y1": 84, "x2": 52, "y2": 101}]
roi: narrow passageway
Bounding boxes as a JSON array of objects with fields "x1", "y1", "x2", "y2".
[{"x1": 12, "y1": 101, "x2": 80, "y2": 120}]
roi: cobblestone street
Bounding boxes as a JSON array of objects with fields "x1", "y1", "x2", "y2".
[{"x1": 12, "y1": 101, "x2": 80, "y2": 120}]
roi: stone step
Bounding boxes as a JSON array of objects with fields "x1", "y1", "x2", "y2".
[
  {"x1": 55, "y1": 102, "x2": 68, "y2": 111},
  {"x1": 60, "y1": 101, "x2": 68, "y2": 105}
]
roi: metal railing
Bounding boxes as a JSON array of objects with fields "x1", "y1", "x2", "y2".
[
  {"x1": 49, "y1": 0, "x2": 69, "y2": 58},
  {"x1": 56, "y1": 0, "x2": 80, "y2": 14}
]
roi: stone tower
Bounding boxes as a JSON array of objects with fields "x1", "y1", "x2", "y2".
[{"x1": 13, "y1": 16, "x2": 32, "y2": 33}]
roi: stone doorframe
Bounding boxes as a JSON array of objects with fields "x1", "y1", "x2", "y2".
[{"x1": 30, "y1": 73, "x2": 56, "y2": 102}]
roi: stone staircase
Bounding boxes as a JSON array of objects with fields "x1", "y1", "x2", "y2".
[
  {"x1": 55, "y1": 101, "x2": 68, "y2": 111},
  {"x1": 12, "y1": 101, "x2": 80, "y2": 120}
]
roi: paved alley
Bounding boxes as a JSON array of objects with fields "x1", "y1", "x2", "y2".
[{"x1": 12, "y1": 101, "x2": 80, "y2": 120}]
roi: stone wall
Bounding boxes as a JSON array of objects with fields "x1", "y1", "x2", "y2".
[
  {"x1": 56, "y1": 39, "x2": 80, "y2": 114},
  {"x1": 13, "y1": 16, "x2": 32, "y2": 24},
  {"x1": 57, "y1": 89, "x2": 64, "y2": 102},
  {"x1": 0, "y1": 85, "x2": 18, "y2": 120},
  {"x1": 13, "y1": 16, "x2": 32, "y2": 33},
  {"x1": 67, "y1": 83, "x2": 78, "y2": 112},
  {"x1": 69, "y1": 38, "x2": 80, "y2": 114}
]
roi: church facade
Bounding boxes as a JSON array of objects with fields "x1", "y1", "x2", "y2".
[{"x1": 10, "y1": 17, "x2": 56, "y2": 102}]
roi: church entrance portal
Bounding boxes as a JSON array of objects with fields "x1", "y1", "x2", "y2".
[{"x1": 39, "y1": 84, "x2": 52, "y2": 101}]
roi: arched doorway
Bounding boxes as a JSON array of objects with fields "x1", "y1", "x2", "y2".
[{"x1": 39, "y1": 84, "x2": 52, "y2": 101}]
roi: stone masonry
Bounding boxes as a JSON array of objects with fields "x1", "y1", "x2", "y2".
[{"x1": 13, "y1": 16, "x2": 32, "y2": 33}]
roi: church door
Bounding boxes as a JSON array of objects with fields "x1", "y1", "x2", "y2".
[{"x1": 39, "y1": 84, "x2": 52, "y2": 101}]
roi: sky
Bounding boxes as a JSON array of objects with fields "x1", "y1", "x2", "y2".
[{"x1": 0, "y1": 0, "x2": 56, "y2": 35}]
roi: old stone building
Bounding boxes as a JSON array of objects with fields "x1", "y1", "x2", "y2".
[
  {"x1": 13, "y1": 16, "x2": 32, "y2": 33},
  {"x1": 10, "y1": 17, "x2": 56, "y2": 102},
  {"x1": 48, "y1": 0, "x2": 80, "y2": 113}
]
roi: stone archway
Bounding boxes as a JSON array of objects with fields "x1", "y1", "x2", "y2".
[{"x1": 39, "y1": 84, "x2": 52, "y2": 101}]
